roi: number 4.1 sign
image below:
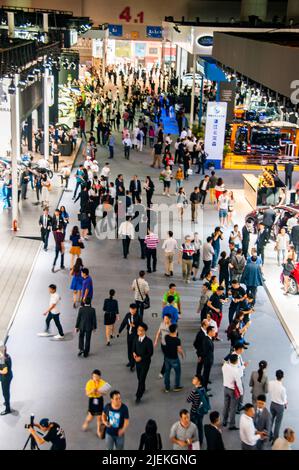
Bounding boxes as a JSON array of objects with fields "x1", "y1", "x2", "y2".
[{"x1": 119, "y1": 7, "x2": 144, "y2": 23}]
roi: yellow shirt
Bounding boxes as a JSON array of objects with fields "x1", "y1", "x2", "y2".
[
  {"x1": 211, "y1": 282, "x2": 219, "y2": 293},
  {"x1": 85, "y1": 379, "x2": 107, "y2": 398}
]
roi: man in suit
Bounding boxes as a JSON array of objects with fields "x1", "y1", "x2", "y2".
[
  {"x1": 256, "y1": 223, "x2": 268, "y2": 265},
  {"x1": 202, "y1": 326, "x2": 216, "y2": 394},
  {"x1": 204, "y1": 411, "x2": 225, "y2": 450},
  {"x1": 75, "y1": 297, "x2": 97, "y2": 358},
  {"x1": 132, "y1": 322, "x2": 153, "y2": 404},
  {"x1": 193, "y1": 319, "x2": 209, "y2": 377},
  {"x1": 254, "y1": 394, "x2": 271, "y2": 450},
  {"x1": 262, "y1": 207, "x2": 276, "y2": 239},
  {"x1": 51, "y1": 208, "x2": 63, "y2": 233},
  {"x1": 129, "y1": 175, "x2": 142, "y2": 204},
  {"x1": 115, "y1": 174, "x2": 125, "y2": 198},
  {"x1": 285, "y1": 160, "x2": 294, "y2": 190},
  {"x1": 39, "y1": 208, "x2": 52, "y2": 251},
  {"x1": 242, "y1": 222, "x2": 251, "y2": 258},
  {"x1": 118, "y1": 304, "x2": 140, "y2": 371}
]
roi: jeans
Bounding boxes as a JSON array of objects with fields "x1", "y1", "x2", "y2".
[
  {"x1": 212, "y1": 247, "x2": 220, "y2": 269},
  {"x1": 105, "y1": 433, "x2": 125, "y2": 450},
  {"x1": 191, "y1": 413, "x2": 204, "y2": 446},
  {"x1": 1, "y1": 379, "x2": 12, "y2": 412},
  {"x1": 223, "y1": 387, "x2": 238, "y2": 427},
  {"x1": 109, "y1": 145, "x2": 114, "y2": 158},
  {"x1": 277, "y1": 249, "x2": 286, "y2": 265},
  {"x1": 270, "y1": 402, "x2": 284, "y2": 442},
  {"x1": 41, "y1": 228, "x2": 50, "y2": 249},
  {"x1": 164, "y1": 357, "x2": 181, "y2": 390},
  {"x1": 176, "y1": 180, "x2": 183, "y2": 193},
  {"x1": 122, "y1": 237, "x2": 131, "y2": 258},
  {"x1": 135, "y1": 300, "x2": 144, "y2": 322},
  {"x1": 45, "y1": 313, "x2": 64, "y2": 336},
  {"x1": 146, "y1": 248, "x2": 157, "y2": 271}
]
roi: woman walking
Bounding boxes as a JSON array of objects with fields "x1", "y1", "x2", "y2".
[
  {"x1": 82, "y1": 370, "x2": 111, "y2": 439},
  {"x1": 282, "y1": 256, "x2": 295, "y2": 295},
  {"x1": 41, "y1": 173, "x2": 51, "y2": 208},
  {"x1": 161, "y1": 165, "x2": 172, "y2": 197},
  {"x1": 176, "y1": 187, "x2": 188, "y2": 221},
  {"x1": 227, "y1": 191, "x2": 235, "y2": 226},
  {"x1": 138, "y1": 420, "x2": 163, "y2": 450},
  {"x1": 60, "y1": 205, "x2": 70, "y2": 236},
  {"x1": 276, "y1": 227, "x2": 289, "y2": 266},
  {"x1": 69, "y1": 225, "x2": 83, "y2": 270},
  {"x1": 175, "y1": 165, "x2": 184, "y2": 194},
  {"x1": 70, "y1": 257, "x2": 84, "y2": 308},
  {"x1": 144, "y1": 176, "x2": 155, "y2": 207},
  {"x1": 249, "y1": 360, "x2": 269, "y2": 403},
  {"x1": 103, "y1": 289, "x2": 119, "y2": 346}
]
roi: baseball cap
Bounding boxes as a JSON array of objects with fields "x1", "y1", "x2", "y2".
[{"x1": 39, "y1": 418, "x2": 50, "y2": 428}]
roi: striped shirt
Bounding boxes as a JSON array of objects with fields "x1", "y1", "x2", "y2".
[
  {"x1": 187, "y1": 387, "x2": 204, "y2": 415},
  {"x1": 145, "y1": 233, "x2": 159, "y2": 249}
]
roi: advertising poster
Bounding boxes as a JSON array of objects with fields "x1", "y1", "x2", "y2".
[{"x1": 204, "y1": 101, "x2": 227, "y2": 166}]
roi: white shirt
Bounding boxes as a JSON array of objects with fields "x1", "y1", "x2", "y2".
[
  {"x1": 49, "y1": 292, "x2": 60, "y2": 314},
  {"x1": 186, "y1": 140, "x2": 194, "y2": 152},
  {"x1": 268, "y1": 380, "x2": 287, "y2": 405},
  {"x1": 222, "y1": 362, "x2": 243, "y2": 394},
  {"x1": 218, "y1": 195, "x2": 229, "y2": 210},
  {"x1": 180, "y1": 130, "x2": 187, "y2": 139},
  {"x1": 162, "y1": 238, "x2": 178, "y2": 253},
  {"x1": 109, "y1": 187, "x2": 116, "y2": 198},
  {"x1": 201, "y1": 180, "x2": 208, "y2": 191},
  {"x1": 236, "y1": 353, "x2": 246, "y2": 378},
  {"x1": 101, "y1": 166, "x2": 111, "y2": 177},
  {"x1": 138, "y1": 335, "x2": 145, "y2": 343},
  {"x1": 240, "y1": 414, "x2": 259, "y2": 446},
  {"x1": 272, "y1": 437, "x2": 292, "y2": 450},
  {"x1": 118, "y1": 221, "x2": 135, "y2": 239}
]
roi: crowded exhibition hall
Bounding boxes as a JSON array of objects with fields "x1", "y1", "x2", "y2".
[{"x1": 0, "y1": 0, "x2": 299, "y2": 460}]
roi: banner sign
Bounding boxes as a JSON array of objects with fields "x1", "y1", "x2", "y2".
[
  {"x1": 109, "y1": 24, "x2": 123, "y2": 37},
  {"x1": 204, "y1": 101, "x2": 227, "y2": 162},
  {"x1": 146, "y1": 26, "x2": 162, "y2": 38}
]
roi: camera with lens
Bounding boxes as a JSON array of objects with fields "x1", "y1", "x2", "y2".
[{"x1": 24, "y1": 414, "x2": 35, "y2": 429}]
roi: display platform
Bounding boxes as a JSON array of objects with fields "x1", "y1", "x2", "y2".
[{"x1": 224, "y1": 151, "x2": 299, "y2": 170}]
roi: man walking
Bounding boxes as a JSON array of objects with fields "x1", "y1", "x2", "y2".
[
  {"x1": 0, "y1": 342, "x2": 13, "y2": 415},
  {"x1": 285, "y1": 160, "x2": 294, "y2": 190},
  {"x1": 81, "y1": 268, "x2": 94, "y2": 304},
  {"x1": 222, "y1": 354, "x2": 243, "y2": 430},
  {"x1": 200, "y1": 236, "x2": 215, "y2": 280},
  {"x1": 163, "y1": 324, "x2": 184, "y2": 393},
  {"x1": 193, "y1": 319, "x2": 209, "y2": 377},
  {"x1": 162, "y1": 231, "x2": 178, "y2": 277},
  {"x1": 254, "y1": 394, "x2": 271, "y2": 450},
  {"x1": 190, "y1": 187, "x2": 200, "y2": 223},
  {"x1": 75, "y1": 298, "x2": 97, "y2": 358},
  {"x1": 38, "y1": 284, "x2": 64, "y2": 340},
  {"x1": 129, "y1": 175, "x2": 142, "y2": 204},
  {"x1": 132, "y1": 323, "x2": 153, "y2": 403},
  {"x1": 202, "y1": 326, "x2": 215, "y2": 392},
  {"x1": 240, "y1": 404, "x2": 267, "y2": 450},
  {"x1": 144, "y1": 229, "x2": 159, "y2": 273},
  {"x1": 131, "y1": 271, "x2": 150, "y2": 321},
  {"x1": 199, "y1": 175, "x2": 210, "y2": 208},
  {"x1": 102, "y1": 390, "x2": 129, "y2": 450},
  {"x1": 118, "y1": 216, "x2": 135, "y2": 259},
  {"x1": 39, "y1": 208, "x2": 52, "y2": 251},
  {"x1": 118, "y1": 304, "x2": 140, "y2": 371},
  {"x1": 269, "y1": 369, "x2": 287, "y2": 443}
]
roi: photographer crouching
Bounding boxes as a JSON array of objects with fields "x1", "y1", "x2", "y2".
[{"x1": 27, "y1": 418, "x2": 66, "y2": 450}]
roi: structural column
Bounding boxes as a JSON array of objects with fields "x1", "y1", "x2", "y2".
[
  {"x1": 10, "y1": 73, "x2": 21, "y2": 227},
  {"x1": 27, "y1": 114, "x2": 33, "y2": 151},
  {"x1": 177, "y1": 45, "x2": 182, "y2": 95},
  {"x1": 287, "y1": 0, "x2": 299, "y2": 22},
  {"x1": 190, "y1": 54, "x2": 196, "y2": 128},
  {"x1": 43, "y1": 62, "x2": 50, "y2": 160}
]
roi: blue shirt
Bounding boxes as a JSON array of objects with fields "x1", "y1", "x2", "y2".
[
  {"x1": 82, "y1": 276, "x2": 93, "y2": 299},
  {"x1": 162, "y1": 305, "x2": 179, "y2": 324}
]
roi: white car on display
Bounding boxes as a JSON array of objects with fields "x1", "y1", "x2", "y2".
[{"x1": 181, "y1": 73, "x2": 202, "y2": 89}]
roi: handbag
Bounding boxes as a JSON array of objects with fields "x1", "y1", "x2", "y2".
[
  {"x1": 99, "y1": 422, "x2": 106, "y2": 440},
  {"x1": 136, "y1": 279, "x2": 150, "y2": 310},
  {"x1": 234, "y1": 382, "x2": 241, "y2": 400},
  {"x1": 78, "y1": 241, "x2": 85, "y2": 249}
]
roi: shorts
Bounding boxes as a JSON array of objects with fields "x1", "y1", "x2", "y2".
[
  {"x1": 69, "y1": 246, "x2": 81, "y2": 256},
  {"x1": 88, "y1": 396, "x2": 104, "y2": 416},
  {"x1": 164, "y1": 181, "x2": 171, "y2": 188},
  {"x1": 219, "y1": 209, "x2": 228, "y2": 218}
]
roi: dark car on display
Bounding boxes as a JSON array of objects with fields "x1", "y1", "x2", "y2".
[{"x1": 245, "y1": 204, "x2": 299, "y2": 239}]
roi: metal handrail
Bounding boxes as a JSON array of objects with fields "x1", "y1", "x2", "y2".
[{"x1": 0, "y1": 5, "x2": 73, "y2": 15}]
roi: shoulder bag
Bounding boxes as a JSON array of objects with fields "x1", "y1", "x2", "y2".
[{"x1": 136, "y1": 279, "x2": 150, "y2": 310}]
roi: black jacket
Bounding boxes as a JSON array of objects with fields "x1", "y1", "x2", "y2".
[
  {"x1": 285, "y1": 162, "x2": 294, "y2": 176},
  {"x1": 39, "y1": 214, "x2": 52, "y2": 230},
  {"x1": 118, "y1": 313, "x2": 140, "y2": 336},
  {"x1": 75, "y1": 306, "x2": 97, "y2": 331},
  {"x1": 129, "y1": 180, "x2": 142, "y2": 194},
  {"x1": 115, "y1": 178, "x2": 125, "y2": 197},
  {"x1": 242, "y1": 225, "x2": 250, "y2": 244},
  {"x1": 202, "y1": 335, "x2": 214, "y2": 364},
  {"x1": 256, "y1": 229, "x2": 268, "y2": 249},
  {"x1": 132, "y1": 336, "x2": 153, "y2": 364},
  {"x1": 204, "y1": 424, "x2": 225, "y2": 450},
  {"x1": 51, "y1": 215, "x2": 64, "y2": 232},
  {"x1": 262, "y1": 209, "x2": 276, "y2": 228},
  {"x1": 193, "y1": 329, "x2": 206, "y2": 357},
  {"x1": 190, "y1": 191, "x2": 200, "y2": 203}
]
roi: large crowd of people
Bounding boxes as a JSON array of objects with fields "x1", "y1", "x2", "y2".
[{"x1": 1, "y1": 63, "x2": 297, "y2": 452}]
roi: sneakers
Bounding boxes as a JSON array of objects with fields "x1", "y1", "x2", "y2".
[
  {"x1": 37, "y1": 332, "x2": 51, "y2": 337},
  {"x1": 158, "y1": 373, "x2": 163, "y2": 379},
  {"x1": 53, "y1": 335, "x2": 64, "y2": 340},
  {"x1": 173, "y1": 386, "x2": 184, "y2": 392},
  {"x1": 163, "y1": 389, "x2": 170, "y2": 393}
]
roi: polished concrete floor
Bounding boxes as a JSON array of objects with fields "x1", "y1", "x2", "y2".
[{"x1": 1, "y1": 136, "x2": 299, "y2": 450}]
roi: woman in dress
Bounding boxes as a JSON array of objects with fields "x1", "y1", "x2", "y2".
[
  {"x1": 144, "y1": 176, "x2": 155, "y2": 208},
  {"x1": 69, "y1": 225, "x2": 82, "y2": 270},
  {"x1": 41, "y1": 173, "x2": 51, "y2": 208},
  {"x1": 82, "y1": 370, "x2": 111, "y2": 439},
  {"x1": 103, "y1": 289, "x2": 119, "y2": 346},
  {"x1": 249, "y1": 360, "x2": 269, "y2": 403},
  {"x1": 176, "y1": 187, "x2": 188, "y2": 221},
  {"x1": 70, "y1": 257, "x2": 84, "y2": 308}
]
